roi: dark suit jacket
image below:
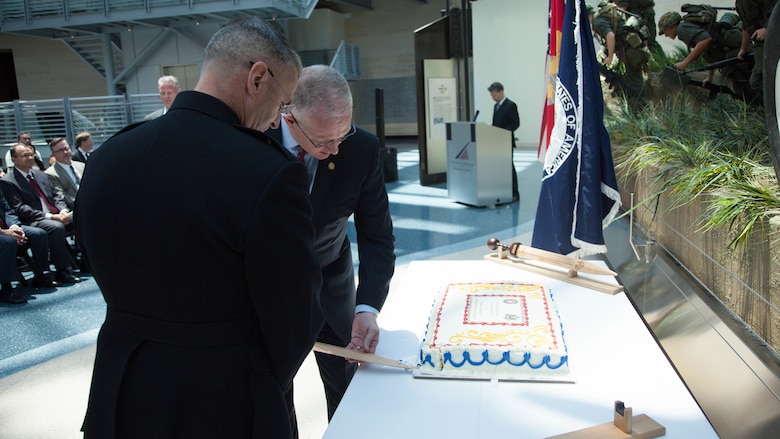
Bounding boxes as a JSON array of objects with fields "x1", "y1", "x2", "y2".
[
  {"x1": 0, "y1": 167, "x2": 68, "y2": 224},
  {"x1": 267, "y1": 126, "x2": 395, "y2": 342},
  {"x1": 75, "y1": 91, "x2": 325, "y2": 438},
  {"x1": 71, "y1": 148, "x2": 90, "y2": 163},
  {"x1": 492, "y1": 97, "x2": 520, "y2": 147},
  {"x1": 0, "y1": 190, "x2": 49, "y2": 279},
  {"x1": 0, "y1": 190, "x2": 21, "y2": 229}
]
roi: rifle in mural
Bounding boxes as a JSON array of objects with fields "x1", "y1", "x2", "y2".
[{"x1": 661, "y1": 53, "x2": 753, "y2": 99}]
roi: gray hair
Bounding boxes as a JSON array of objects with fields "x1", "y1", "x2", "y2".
[
  {"x1": 158, "y1": 75, "x2": 180, "y2": 89},
  {"x1": 291, "y1": 65, "x2": 353, "y2": 119},
  {"x1": 203, "y1": 17, "x2": 302, "y2": 75}
]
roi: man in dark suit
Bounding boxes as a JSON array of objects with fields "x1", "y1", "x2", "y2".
[
  {"x1": 267, "y1": 65, "x2": 395, "y2": 434},
  {"x1": 489, "y1": 81, "x2": 521, "y2": 201},
  {"x1": 0, "y1": 190, "x2": 56, "y2": 304},
  {"x1": 71, "y1": 131, "x2": 94, "y2": 164},
  {"x1": 0, "y1": 143, "x2": 79, "y2": 284},
  {"x1": 75, "y1": 18, "x2": 324, "y2": 439},
  {"x1": 4, "y1": 132, "x2": 46, "y2": 172}
]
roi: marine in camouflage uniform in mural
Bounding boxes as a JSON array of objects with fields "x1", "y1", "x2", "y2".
[
  {"x1": 735, "y1": 0, "x2": 778, "y2": 92},
  {"x1": 616, "y1": 0, "x2": 662, "y2": 54},
  {"x1": 658, "y1": 9, "x2": 754, "y2": 101},
  {"x1": 592, "y1": 2, "x2": 652, "y2": 98}
]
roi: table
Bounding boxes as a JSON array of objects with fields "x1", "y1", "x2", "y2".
[{"x1": 324, "y1": 261, "x2": 717, "y2": 438}]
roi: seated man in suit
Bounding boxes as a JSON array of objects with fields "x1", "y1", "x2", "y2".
[
  {"x1": 45, "y1": 138, "x2": 89, "y2": 273},
  {"x1": 0, "y1": 144, "x2": 80, "y2": 284},
  {"x1": 266, "y1": 65, "x2": 395, "y2": 435},
  {"x1": 45, "y1": 138, "x2": 84, "y2": 210},
  {"x1": 72, "y1": 132, "x2": 94, "y2": 164},
  {"x1": 4, "y1": 132, "x2": 46, "y2": 172},
  {"x1": 0, "y1": 190, "x2": 59, "y2": 304}
]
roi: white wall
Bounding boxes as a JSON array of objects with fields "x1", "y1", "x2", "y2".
[{"x1": 472, "y1": 0, "x2": 548, "y2": 149}]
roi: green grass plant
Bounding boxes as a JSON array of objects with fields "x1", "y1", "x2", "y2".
[{"x1": 608, "y1": 93, "x2": 779, "y2": 250}]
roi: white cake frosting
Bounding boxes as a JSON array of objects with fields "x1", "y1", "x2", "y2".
[{"x1": 418, "y1": 281, "x2": 571, "y2": 380}]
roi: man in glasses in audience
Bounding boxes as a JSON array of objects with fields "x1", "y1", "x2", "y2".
[
  {"x1": 45, "y1": 138, "x2": 84, "y2": 211},
  {"x1": 266, "y1": 65, "x2": 395, "y2": 437},
  {"x1": 4, "y1": 132, "x2": 46, "y2": 172},
  {"x1": 1, "y1": 143, "x2": 79, "y2": 285}
]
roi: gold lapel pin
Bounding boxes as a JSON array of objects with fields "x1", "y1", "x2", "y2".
[{"x1": 328, "y1": 162, "x2": 335, "y2": 170}]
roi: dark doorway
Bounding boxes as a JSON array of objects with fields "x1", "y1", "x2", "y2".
[
  {"x1": 0, "y1": 50, "x2": 20, "y2": 102},
  {"x1": 414, "y1": 15, "x2": 451, "y2": 186}
]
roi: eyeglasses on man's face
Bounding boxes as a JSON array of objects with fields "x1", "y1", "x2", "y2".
[
  {"x1": 289, "y1": 113, "x2": 356, "y2": 149},
  {"x1": 52, "y1": 146, "x2": 71, "y2": 154}
]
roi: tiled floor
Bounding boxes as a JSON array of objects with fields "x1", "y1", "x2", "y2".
[{"x1": 0, "y1": 139, "x2": 543, "y2": 439}]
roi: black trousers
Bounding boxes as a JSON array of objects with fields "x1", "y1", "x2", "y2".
[{"x1": 28, "y1": 218, "x2": 73, "y2": 271}]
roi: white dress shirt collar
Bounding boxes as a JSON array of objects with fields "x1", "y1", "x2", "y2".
[{"x1": 280, "y1": 121, "x2": 316, "y2": 192}]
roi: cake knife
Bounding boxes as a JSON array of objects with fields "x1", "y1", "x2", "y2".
[{"x1": 313, "y1": 342, "x2": 419, "y2": 370}]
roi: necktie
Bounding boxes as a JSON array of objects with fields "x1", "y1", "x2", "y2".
[
  {"x1": 27, "y1": 174, "x2": 59, "y2": 214},
  {"x1": 70, "y1": 165, "x2": 81, "y2": 186},
  {"x1": 297, "y1": 148, "x2": 306, "y2": 163},
  {"x1": 494, "y1": 102, "x2": 500, "y2": 113}
]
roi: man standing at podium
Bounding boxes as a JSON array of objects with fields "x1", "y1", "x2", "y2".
[{"x1": 488, "y1": 81, "x2": 520, "y2": 202}]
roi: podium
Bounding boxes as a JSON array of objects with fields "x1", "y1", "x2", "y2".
[{"x1": 446, "y1": 122, "x2": 512, "y2": 206}]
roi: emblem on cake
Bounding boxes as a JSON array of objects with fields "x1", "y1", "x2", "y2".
[{"x1": 417, "y1": 281, "x2": 572, "y2": 381}]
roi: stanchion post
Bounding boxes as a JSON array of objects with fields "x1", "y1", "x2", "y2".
[{"x1": 375, "y1": 87, "x2": 398, "y2": 182}]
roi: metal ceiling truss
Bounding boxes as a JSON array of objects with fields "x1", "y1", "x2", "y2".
[{"x1": 0, "y1": 0, "x2": 317, "y2": 39}]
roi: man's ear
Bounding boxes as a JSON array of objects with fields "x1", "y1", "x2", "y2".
[{"x1": 248, "y1": 61, "x2": 270, "y2": 94}]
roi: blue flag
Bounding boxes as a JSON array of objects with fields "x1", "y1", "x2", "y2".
[{"x1": 531, "y1": 0, "x2": 621, "y2": 257}]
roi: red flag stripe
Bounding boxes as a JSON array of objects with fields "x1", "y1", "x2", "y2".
[{"x1": 539, "y1": 0, "x2": 565, "y2": 161}]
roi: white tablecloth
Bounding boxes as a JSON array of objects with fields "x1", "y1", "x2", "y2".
[{"x1": 324, "y1": 260, "x2": 717, "y2": 438}]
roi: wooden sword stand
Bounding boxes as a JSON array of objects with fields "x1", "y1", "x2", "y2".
[
  {"x1": 483, "y1": 238, "x2": 624, "y2": 295},
  {"x1": 545, "y1": 401, "x2": 666, "y2": 438}
]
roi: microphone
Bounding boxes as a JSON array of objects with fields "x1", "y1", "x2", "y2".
[{"x1": 473, "y1": 110, "x2": 480, "y2": 122}]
